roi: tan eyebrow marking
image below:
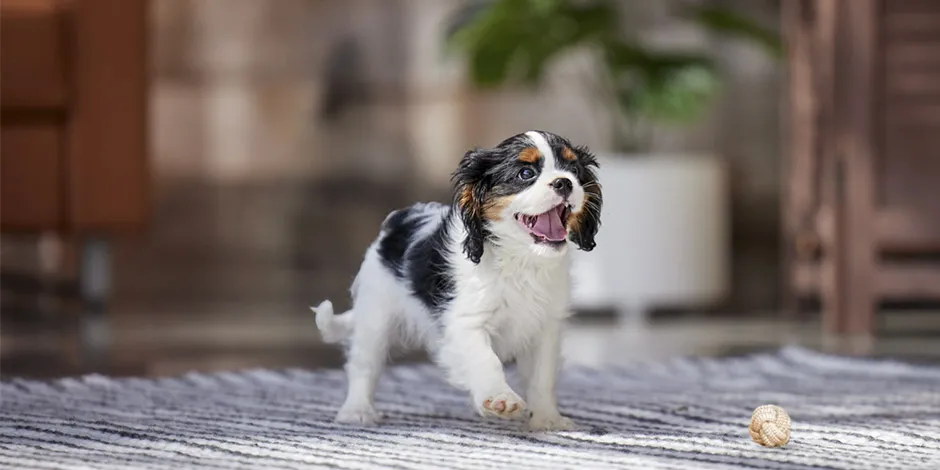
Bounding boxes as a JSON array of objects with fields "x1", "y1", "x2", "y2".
[
  {"x1": 519, "y1": 147, "x2": 541, "y2": 163},
  {"x1": 562, "y1": 147, "x2": 577, "y2": 161}
]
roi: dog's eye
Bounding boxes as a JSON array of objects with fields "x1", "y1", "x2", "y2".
[{"x1": 518, "y1": 167, "x2": 536, "y2": 180}]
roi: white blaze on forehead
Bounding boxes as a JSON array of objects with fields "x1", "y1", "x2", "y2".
[
  {"x1": 525, "y1": 131, "x2": 556, "y2": 173},
  {"x1": 507, "y1": 130, "x2": 583, "y2": 217}
]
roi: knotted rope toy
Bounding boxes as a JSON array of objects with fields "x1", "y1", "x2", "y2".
[{"x1": 749, "y1": 405, "x2": 791, "y2": 447}]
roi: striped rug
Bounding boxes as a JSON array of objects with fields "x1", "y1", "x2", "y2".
[{"x1": 1, "y1": 347, "x2": 938, "y2": 470}]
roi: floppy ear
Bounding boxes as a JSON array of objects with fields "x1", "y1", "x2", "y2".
[
  {"x1": 452, "y1": 148, "x2": 494, "y2": 263},
  {"x1": 568, "y1": 147, "x2": 602, "y2": 251}
]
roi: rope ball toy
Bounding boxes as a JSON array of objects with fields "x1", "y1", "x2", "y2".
[{"x1": 749, "y1": 405, "x2": 791, "y2": 447}]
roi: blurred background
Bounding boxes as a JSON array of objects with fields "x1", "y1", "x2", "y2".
[{"x1": 2, "y1": 0, "x2": 939, "y2": 379}]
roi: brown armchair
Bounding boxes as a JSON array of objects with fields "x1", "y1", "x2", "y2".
[{"x1": 1, "y1": 0, "x2": 149, "y2": 364}]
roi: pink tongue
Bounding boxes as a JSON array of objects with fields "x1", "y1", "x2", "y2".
[{"x1": 532, "y1": 208, "x2": 567, "y2": 241}]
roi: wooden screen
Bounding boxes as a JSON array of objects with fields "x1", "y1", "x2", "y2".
[{"x1": 783, "y1": 0, "x2": 940, "y2": 335}]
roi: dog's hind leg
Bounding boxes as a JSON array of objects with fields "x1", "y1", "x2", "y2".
[{"x1": 335, "y1": 290, "x2": 395, "y2": 425}]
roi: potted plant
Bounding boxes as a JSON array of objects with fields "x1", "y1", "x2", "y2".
[{"x1": 446, "y1": 0, "x2": 782, "y2": 318}]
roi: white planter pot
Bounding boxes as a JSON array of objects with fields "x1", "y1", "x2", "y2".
[{"x1": 570, "y1": 154, "x2": 730, "y2": 318}]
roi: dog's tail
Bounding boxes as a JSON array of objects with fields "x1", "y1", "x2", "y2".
[{"x1": 311, "y1": 300, "x2": 354, "y2": 344}]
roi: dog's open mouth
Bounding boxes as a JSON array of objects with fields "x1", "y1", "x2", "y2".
[{"x1": 515, "y1": 204, "x2": 571, "y2": 245}]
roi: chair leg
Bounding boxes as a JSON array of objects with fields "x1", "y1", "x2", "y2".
[
  {"x1": 820, "y1": 254, "x2": 845, "y2": 335},
  {"x1": 79, "y1": 236, "x2": 112, "y2": 370},
  {"x1": 37, "y1": 232, "x2": 65, "y2": 320}
]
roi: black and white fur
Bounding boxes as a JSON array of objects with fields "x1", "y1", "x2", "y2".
[{"x1": 312, "y1": 130, "x2": 602, "y2": 430}]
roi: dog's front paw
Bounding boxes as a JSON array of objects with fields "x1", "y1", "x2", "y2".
[
  {"x1": 528, "y1": 413, "x2": 575, "y2": 431},
  {"x1": 336, "y1": 404, "x2": 380, "y2": 425},
  {"x1": 477, "y1": 390, "x2": 526, "y2": 419}
]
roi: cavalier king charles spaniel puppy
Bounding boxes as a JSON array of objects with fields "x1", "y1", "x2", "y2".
[{"x1": 313, "y1": 130, "x2": 602, "y2": 430}]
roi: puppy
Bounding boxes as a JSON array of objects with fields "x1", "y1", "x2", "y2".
[{"x1": 312, "y1": 130, "x2": 602, "y2": 430}]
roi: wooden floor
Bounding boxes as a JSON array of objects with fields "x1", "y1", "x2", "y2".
[{"x1": 4, "y1": 300, "x2": 940, "y2": 379}]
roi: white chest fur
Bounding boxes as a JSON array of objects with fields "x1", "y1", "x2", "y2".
[{"x1": 457, "y1": 251, "x2": 571, "y2": 361}]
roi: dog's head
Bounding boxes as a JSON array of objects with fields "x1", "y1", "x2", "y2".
[{"x1": 452, "y1": 130, "x2": 602, "y2": 263}]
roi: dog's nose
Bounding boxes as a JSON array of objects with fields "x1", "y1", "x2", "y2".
[{"x1": 551, "y1": 177, "x2": 573, "y2": 198}]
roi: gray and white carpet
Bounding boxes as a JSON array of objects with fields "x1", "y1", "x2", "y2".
[{"x1": 2, "y1": 347, "x2": 939, "y2": 470}]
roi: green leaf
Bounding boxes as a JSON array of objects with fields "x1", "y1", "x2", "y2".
[
  {"x1": 444, "y1": 0, "x2": 771, "y2": 137},
  {"x1": 469, "y1": 38, "x2": 517, "y2": 86},
  {"x1": 445, "y1": 0, "x2": 617, "y2": 88},
  {"x1": 444, "y1": 1, "x2": 492, "y2": 42},
  {"x1": 631, "y1": 64, "x2": 720, "y2": 124},
  {"x1": 605, "y1": 42, "x2": 720, "y2": 125}
]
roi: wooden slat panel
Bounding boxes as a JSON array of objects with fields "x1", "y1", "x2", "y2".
[
  {"x1": 883, "y1": 2, "x2": 940, "y2": 86},
  {"x1": 880, "y1": 0, "x2": 940, "y2": 250},
  {"x1": 877, "y1": 209, "x2": 940, "y2": 252},
  {"x1": 882, "y1": 129, "x2": 940, "y2": 220},
  {"x1": 815, "y1": 0, "x2": 842, "y2": 333},
  {"x1": 884, "y1": 0, "x2": 940, "y2": 15},
  {"x1": 782, "y1": 0, "x2": 940, "y2": 331},
  {"x1": 885, "y1": 104, "x2": 940, "y2": 126},
  {"x1": 783, "y1": 0, "x2": 820, "y2": 254},
  {"x1": 836, "y1": 0, "x2": 878, "y2": 334},
  {"x1": 885, "y1": 13, "x2": 940, "y2": 37},
  {"x1": 66, "y1": 0, "x2": 150, "y2": 232},
  {"x1": 0, "y1": 124, "x2": 64, "y2": 231},
  {"x1": 815, "y1": 207, "x2": 940, "y2": 252},
  {"x1": 782, "y1": 0, "x2": 821, "y2": 318},
  {"x1": 880, "y1": 265, "x2": 940, "y2": 299},
  {"x1": 885, "y1": 70, "x2": 940, "y2": 97},
  {"x1": 0, "y1": 0, "x2": 69, "y2": 110},
  {"x1": 884, "y1": 42, "x2": 940, "y2": 68},
  {"x1": 793, "y1": 262, "x2": 940, "y2": 299}
]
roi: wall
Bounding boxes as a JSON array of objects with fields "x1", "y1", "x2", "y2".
[{"x1": 149, "y1": 0, "x2": 783, "y2": 311}]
